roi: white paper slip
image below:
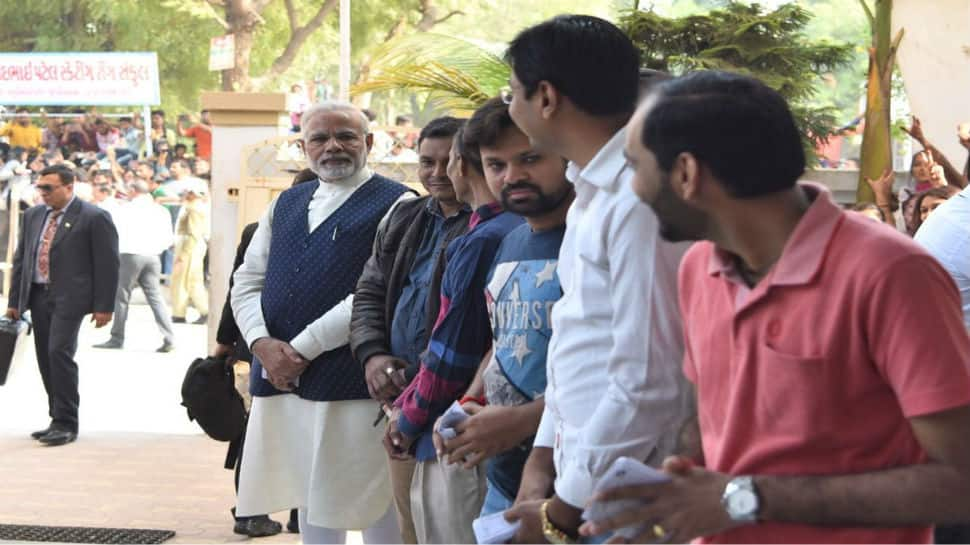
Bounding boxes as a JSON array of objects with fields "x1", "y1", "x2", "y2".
[
  {"x1": 436, "y1": 400, "x2": 469, "y2": 440},
  {"x1": 473, "y1": 510, "x2": 521, "y2": 544},
  {"x1": 583, "y1": 456, "x2": 671, "y2": 540}
]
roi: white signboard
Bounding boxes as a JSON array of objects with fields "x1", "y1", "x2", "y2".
[
  {"x1": 0, "y1": 52, "x2": 161, "y2": 106},
  {"x1": 209, "y1": 35, "x2": 235, "y2": 71}
]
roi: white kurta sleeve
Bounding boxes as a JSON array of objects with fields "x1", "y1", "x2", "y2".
[{"x1": 231, "y1": 197, "x2": 277, "y2": 348}]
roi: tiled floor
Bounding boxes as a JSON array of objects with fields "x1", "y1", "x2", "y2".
[{"x1": 0, "y1": 301, "x2": 305, "y2": 544}]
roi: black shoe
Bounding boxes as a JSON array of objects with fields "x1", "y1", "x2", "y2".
[
  {"x1": 287, "y1": 509, "x2": 299, "y2": 533},
  {"x1": 156, "y1": 342, "x2": 175, "y2": 353},
  {"x1": 30, "y1": 426, "x2": 52, "y2": 440},
  {"x1": 172, "y1": 317, "x2": 187, "y2": 324},
  {"x1": 39, "y1": 429, "x2": 77, "y2": 446},
  {"x1": 192, "y1": 315, "x2": 208, "y2": 325},
  {"x1": 247, "y1": 516, "x2": 283, "y2": 538},
  {"x1": 93, "y1": 340, "x2": 123, "y2": 349}
]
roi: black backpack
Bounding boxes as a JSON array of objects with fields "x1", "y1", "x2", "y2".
[{"x1": 180, "y1": 356, "x2": 247, "y2": 442}]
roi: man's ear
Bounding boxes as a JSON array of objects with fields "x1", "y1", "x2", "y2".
[
  {"x1": 672, "y1": 152, "x2": 702, "y2": 203},
  {"x1": 296, "y1": 138, "x2": 306, "y2": 155},
  {"x1": 365, "y1": 132, "x2": 374, "y2": 152},
  {"x1": 537, "y1": 81, "x2": 561, "y2": 121}
]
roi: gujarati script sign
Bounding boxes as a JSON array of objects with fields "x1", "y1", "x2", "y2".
[{"x1": 0, "y1": 52, "x2": 161, "y2": 106}]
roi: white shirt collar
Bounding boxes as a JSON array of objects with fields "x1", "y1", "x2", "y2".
[
  {"x1": 47, "y1": 194, "x2": 76, "y2": 214},
  {"x1": 565, "y1": 128, "x2": 630, "y2": 191}
]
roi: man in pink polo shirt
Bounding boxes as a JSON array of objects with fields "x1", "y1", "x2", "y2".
[{"x1": 579, "y1": 71, "x2": 970, "y2": 544}]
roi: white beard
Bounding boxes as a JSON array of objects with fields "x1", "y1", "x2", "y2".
[{"x1": 311, "y1": 155, "x2": 362, "y2": 182}]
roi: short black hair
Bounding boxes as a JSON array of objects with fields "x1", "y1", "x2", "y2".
[
  {"x1": 463, "y1": 97, "x2": 515, "y2": 150},
  {"x1": 505, "y1": 15, "x2": 640, "y2": 117},
  {"x1": 641, "y1": 71, "x2": 806, "y2": 198},
  {"x1": 453, "y1": 125, "x2": 480, "y2": 176},
  {"x1": 151, "y1": 109, "x2": 165, "y2": 118},
  {"x1": 93, "y1": 118, "x2": 106, "y2": 126},
  {"x1": 174, "y1": 143, "x2": 187, "y2": 151},
  {"x1": 15, "y1": 107, "x2": 28, "y2": 114},
  {"x1": 395, "y1": 115, "x2": 412, "y2": 125},
  {"x1": 171, "y1": 158, "x2": 190, "y2": 170},
  {"x1": 119, "y1": 117, "x2": 132, "y2": 123},
  {"x1": 418, "y1": 116, "x2": 462, "y2": 149},
  {"x1": 460, "y1": 98, "x2": 516, "y2": 175},
  {"x1": 39, "y1": 164, "x2": 76, "y2": 186}
]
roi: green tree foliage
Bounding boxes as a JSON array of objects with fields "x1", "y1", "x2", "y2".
[
  {"x1": 620, "y1": 2, "x2": 854, "y2": 158},
  {"x1": 0, "y1": 0, "x2": 219, "y2": 116}
]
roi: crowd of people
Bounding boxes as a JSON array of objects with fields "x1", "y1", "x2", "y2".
[
  {"x1": 3, "y1": 12, "x2": 970, "y2": 545},
  {"x1": 210, "y1": 13, "x2": 970, "y2": 545},
  {"x1": 0, "y1": 107, "x2": 213, "y2": 330}
]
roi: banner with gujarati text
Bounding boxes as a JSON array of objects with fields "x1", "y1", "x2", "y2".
[{"x1": 0, "y1": 52, "x2": 161, "y2": 106}]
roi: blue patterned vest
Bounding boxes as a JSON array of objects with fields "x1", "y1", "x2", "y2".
[{"x1": 251, "y1": 174, "x2": 410, "y2": 401}]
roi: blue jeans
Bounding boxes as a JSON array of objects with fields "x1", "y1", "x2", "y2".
[{"x1": 480, "y1": 480, "x2": 514, "y2": 517}]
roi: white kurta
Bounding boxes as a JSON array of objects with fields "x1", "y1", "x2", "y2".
[{"x1": 231, "y1": 168, "x2": 414, "y2": 529}]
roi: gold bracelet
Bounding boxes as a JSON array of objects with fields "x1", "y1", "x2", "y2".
[{"x1": 541, "y1": 500, "x2": 577, "y2": 544}]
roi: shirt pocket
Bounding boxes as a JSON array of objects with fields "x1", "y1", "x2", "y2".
[{"x1": 754, "y1": 342, "x2": 835, "y2": 440}]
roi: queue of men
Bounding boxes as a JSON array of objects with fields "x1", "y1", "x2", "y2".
[{"x1": 223, "y1": 13, "x2": 970, "y2": 545}]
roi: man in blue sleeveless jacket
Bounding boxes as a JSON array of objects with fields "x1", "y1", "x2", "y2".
[{"x1": 231, "y1": 101, "x2": 414, "y2": 544}]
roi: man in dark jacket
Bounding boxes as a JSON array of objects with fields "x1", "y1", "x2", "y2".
[
  {"x1": 350, "y1": 116, "x2": 469, "y2": 543},
  {"x1": 6, "y1": 164, "x2": 119, "y2": 446}
]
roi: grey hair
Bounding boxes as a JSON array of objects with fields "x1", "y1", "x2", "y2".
[{"x1": 300, "y1": 100, "x2": 370, "y2": 137}]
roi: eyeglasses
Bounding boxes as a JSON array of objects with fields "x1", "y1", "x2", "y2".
[
  {"x1": 36, "y1": 184, "x2": 63, "y2": 193},
  {"x1": 500, "y1": 86, "x2": 513, "y2": 105}
]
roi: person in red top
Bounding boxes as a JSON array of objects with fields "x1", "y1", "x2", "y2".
[
  {"x1": 178, "y1": 110, "x2": 212, "y2": 160},
  {"x1": 579, "y1": 70, "x2": 970, "y2": 544}
]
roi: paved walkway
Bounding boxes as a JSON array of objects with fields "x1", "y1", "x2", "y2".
[{"x1": 0, "y1": 301, "x2": 321, "y2": 544}]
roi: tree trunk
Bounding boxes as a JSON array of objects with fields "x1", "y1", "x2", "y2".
[
  {"x1": 857, "y1": 0, "x2": 900, "y2": 203},
  {"x1": 221, "y1": 0, "x2": 261, "y2": 92}
]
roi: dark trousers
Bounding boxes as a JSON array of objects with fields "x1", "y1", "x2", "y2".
[{"x1": 29, "y1": 284, "x2": 83, "y2": 433}]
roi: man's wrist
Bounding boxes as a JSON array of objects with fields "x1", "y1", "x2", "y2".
[
  {"x1": 546, "y1": 494, "x2": 582, "y2": 538},
  {"x1": 358, "y1": 344, "x2": 391, "y2": 368},
  {"x1": 249, "y1": 336, "x2": 270, "y2": 352}
]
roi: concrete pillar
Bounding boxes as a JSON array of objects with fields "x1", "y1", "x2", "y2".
[
  {"x1": 893, "y1": 0, "x2": 970, "y2": 167},
  {"x1": 200, "y1": 92, "x2": 286, "y2": 351}
]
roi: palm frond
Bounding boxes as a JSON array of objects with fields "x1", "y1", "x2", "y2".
[{"x1": 352, "y1": 33, "x2": 511, "y2": 114}]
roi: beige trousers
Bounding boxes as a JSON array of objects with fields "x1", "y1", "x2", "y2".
[
  {"x1": 388, "y1": 455, "x2": 418, "y2": 544},
  {"x1": 410, "y1": 457, "x2": 486, "y2": 544}
]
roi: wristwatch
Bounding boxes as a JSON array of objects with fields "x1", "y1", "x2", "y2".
[
  {"x1": 541, "y1": 500, "x2": 577, "y2": 544},
  {"x1": 722, "y1": 475, "x2": 760, "y2": 522}
]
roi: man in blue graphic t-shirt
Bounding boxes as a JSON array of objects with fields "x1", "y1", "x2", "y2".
[{"x1": 433, "y1": 102, "x2": 574, "y2": 516}]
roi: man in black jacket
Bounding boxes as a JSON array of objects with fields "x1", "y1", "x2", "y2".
[
  {"x1": 350, "y1": 116, "x2": 469, "y2": 543},
  {"x1": 6, "y1": 164, "x2": 119, "y2": 446}
]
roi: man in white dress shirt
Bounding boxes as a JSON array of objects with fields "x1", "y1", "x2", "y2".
[
  {"x1": 93, "y1": 181, "x2": 176, "y2": 352},
  {"x1": 502, "y1": 15, "x2": 692, "y2": 543},
  {"x1": 231, "y1": 101, "x2": 413, "y2": 544}
]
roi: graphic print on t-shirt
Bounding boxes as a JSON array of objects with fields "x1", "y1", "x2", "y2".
[{"x1": 485, "y1": 258, "x2": 560, "y2": 403}]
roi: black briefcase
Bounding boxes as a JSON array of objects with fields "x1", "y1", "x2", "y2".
[{"x1": 0, "y1": 317, "x2": 28, "y2": 386}]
